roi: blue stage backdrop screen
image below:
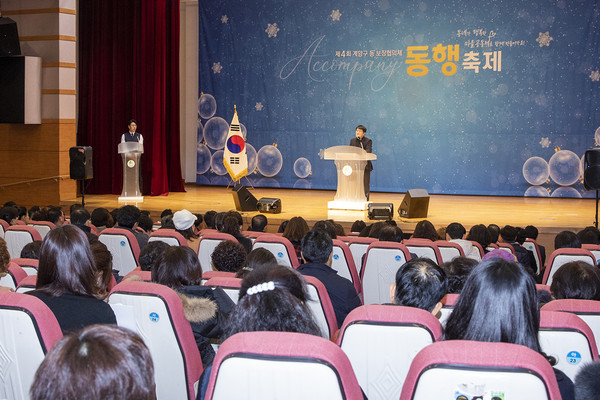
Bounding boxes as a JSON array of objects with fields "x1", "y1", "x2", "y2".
[{"x1": 197, "y1": 0, "x2": 600, "y2": 198}]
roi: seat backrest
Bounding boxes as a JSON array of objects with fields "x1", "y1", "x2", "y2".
[
  {"x1": 498, "y1": 242, "x2": 515, "y2": 255},
  {"x1": 400, "y1": 340, "x2": 562, "y2": 400},
  {"x1": 433, "y1": 240, "x2": 465, "y2": 263},
  {"x1": 331, "y1": 239, "x2": 361, "y2": 294},
  {"x1": 149, "y1": 229, "x2": 188, "y2": 247},
  {"x1": 0, "y1": 292, "x2": 62, "y2": 400},
  {"x1": 205, "y1": 276, "x2": 242, "y2": 304},
  {"x1": 252, "y1": 234, "x2": 299, "y2": 269},
  {"x1": 542, "y1": 248, "x2": 596, "y2": 286},
  {"x1": 469, "y1": 240, "x2": 485, "y2": 259},
  {"x1": 542, "y1": 299, "x2": 600, "y2": 356},
  {"x1": 108, "y1": 281, "x2": 203, "y2": 400},
  {"x1": 539, "y1": 310, "x2": 599, "y2": 382},
  {"x1": 16, "y1": 274, "x2": 38, "y2": 293},
  {"x1": 0, "y1": 263, "x2": 28, "y2": 290},
  {"x1": 28, "y1": 221, "x2": 55, "y2": 239},
  {"x1": 361, "y1": 242, "x2": 411, "y2": 305},
  {"x1": 582, "y1": 243, "x2": 600, "y2": 263},
  {"x1": 346, "y1": 237, "x2": 377, "y2": 277},
  {"x1": 403, "y1": 238, "x2": 443, "y2": 265},
  {"x1": 10, "y1": 258, "x2": 39, "y2": 276},
  {"x1": 438, "y1": 293, "x2": 460, "y2": 327},
  {"x1": 123, "y1": 268, "x2": 152, "y2": 282},
  {"x1": 338, "y1": 305, "x2": 442, "y2": 400},
  {"x1": 205, "y1": 331, "x2": 363, "y2": 400},
  {"x1": 304, "y1": 275, "x2": 338, "y2": 339},
  {"x1": 98, "y1": 228, "x2": 141, "y2": 277},
  {"x1": 0, "y1": 219, "x2": 9, "y2": 238},
  {"x1": 197, "y1": 232, "x2": 237, "y2": 270},
  {"x1": 5, "y1": 226, "x2": 42, "y2": 259},
  {"x1": 524, "y1": 238, "x2": 544, "y2": 275}
]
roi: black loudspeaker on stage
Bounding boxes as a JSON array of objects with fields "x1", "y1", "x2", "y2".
[
  {"x1": 0, "y1": 17, "x2": 21, "y2": 57},
  {"x1": 232, "y1": 184, "x2": 258, "y2": 211},
  {"x1": 584, "y1": 148, "x2": 600, "y2": 190},
  {"x1": 368, "y1": 203, "x2": 393, "y2": 220},
  {"x1": 399, "y1": 189, "x2": 430, "y2": 218},
  {"x1": 69, "y1": 146, "x2": 93, "y2": 180}
]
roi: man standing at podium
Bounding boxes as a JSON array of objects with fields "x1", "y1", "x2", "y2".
[
  {"x1": 121, "y1": 119, "x2": 143, "y2": 192},
  {"x1": 349, "y1": 124, "x2": 373, "y2": 200}
]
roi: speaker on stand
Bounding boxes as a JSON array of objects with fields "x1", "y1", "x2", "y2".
[
  {"x1": 69, "y1": 146, "x2": 93, "y2": 206},
  {"x1": 584, "y1": 148, "x2": 600, "y2": 228}
]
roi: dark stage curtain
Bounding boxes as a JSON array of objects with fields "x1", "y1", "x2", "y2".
[{"x1": 78, "y1": 0, "x2": 184, "y2": 196}]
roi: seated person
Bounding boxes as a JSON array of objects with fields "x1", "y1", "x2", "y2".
[
  {"x1": 282, "y1": 216, "x2": 310, "y2": 265},
  {"x1": 441, "y1": 256, "x2": 478, "y2": 294},
  {"x1": 550, "y1": 261, "x2": 600, "y2": 300},
  {"x1": 248, "y1": 214, "x2": 268, "y2": 232},
  {"x1": 235, "y1": 247, "x2": 277, "y2": 279},
  {"x1": 390, "y1": 258, "x2": 447, "y2": 316},
  {"x1": 138, "y1": 240, "x2": 170, "y2": 272},
  {"x1": 90, "y1": 207, "x2": 114, "y2": 232},
  {"x1": 555, "y1": 230, "x2": 582, "y2": 249},
  {"x1": 524, "y1": 224, "x2": 546, "y2": 266},
  {"x1": 26, "y1": 225, "x2": 116, "y2": 334},
  {"x1": 446, "y1": 222, "x2": 480, "y2": 260},
  {"x1": 466, "y1": 224, "x2": 492, "y2": 255},
  {"x1": 137, "y1": 213, "x2": 154, "y2": 235},
  {"x1": 350, "y1": 220, "x2": 366, "y2": 234},
  {"x1": 20, "y1": 240, "x2": 42, "y2": 260},
  {"x1": 30, "y1": 324, "x2": 156, "y2": 400},
  {"x1": 152, "y1": 245, "x2": 234, "y2": 367},
  {"x1": 70, "y1": 208, "x2": 97, "y2": 240},
  {"x1": 114, "y1": 205, "x2": 148, "y2": 251},
  {"x1": 220, "y1": 213, "x2": 252, "y2": 253},
  {"x1": 297, "y1": 229, "x2": 361, "y2": 328},
  {"x1": 412, "y1": 220, "x2": 439, "y2": 241},
  {"x1": 211, "y1": 240, "x2": 247, "y2": 274},
  {"x1": 499, "y1": 225, "x2": 535, "y2": 275},
  {"x1": 173, "y1": 209, "x2": 200, "y2": 252}
]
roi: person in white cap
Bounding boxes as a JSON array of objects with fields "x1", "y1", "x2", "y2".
[{"x1": 173, "y1": 209, "x2": 200, "y2": 252}]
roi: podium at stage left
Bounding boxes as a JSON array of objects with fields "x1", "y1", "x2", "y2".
[
  {"x1": 118, "y1": 142, "x2": 143, "y2": 202},
  {"x1": 324, "y1": 145, "x2": 377, "y2": 210}
]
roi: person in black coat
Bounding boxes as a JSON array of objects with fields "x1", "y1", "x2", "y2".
[{"x1": 349, "y1": 124, "x2": 373, "y2": 200}]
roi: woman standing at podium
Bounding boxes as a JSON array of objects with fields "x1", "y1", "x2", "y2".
[
  {"x1": 121, "y1": 119, "x2": 144, "y2": 192},
  {"x1": 349, "y1": 124, "x2": 373, "y2": 200}
]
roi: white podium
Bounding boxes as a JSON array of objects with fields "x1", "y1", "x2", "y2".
[
  {"x1": 324, "y1": 145, "x2": 377, "y2": 210},
  {"x1": 118, "y1": 142, "x2": 144, "y2": 202}
]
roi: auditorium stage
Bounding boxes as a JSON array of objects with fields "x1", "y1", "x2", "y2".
[{"x1": 63, "y1": 184, "x2": 598, "y2": 251}]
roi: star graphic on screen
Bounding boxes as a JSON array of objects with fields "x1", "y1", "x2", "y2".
[
  {"x1": 536, "y1": 31, "x2": 553, "y2": 47},
  {"x1": 255, "y1": 102, "x2": 264, "y2": 111},
  {"x1": 330, "y1": 9, "x2": 342, "y2": 21},
  {"x1": 265, "y1": 23, "x2": 280, "y2": 38},
  {"x1": 590, "y1": 70, "x2": 600, "y2": 82},
  {"x1": 221, "y1": 15, "x2": 228, "y2": 24},
  {"x1": 539, "y1": 137, "x2": 551, "y2": 148},
  {"x1": 211, "y1": 62, "x2": 222, "y2": 74}
]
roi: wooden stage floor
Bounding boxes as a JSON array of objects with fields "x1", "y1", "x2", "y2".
[{"x1": 64, "y1": 184, "x2": 598, "y2": 251}]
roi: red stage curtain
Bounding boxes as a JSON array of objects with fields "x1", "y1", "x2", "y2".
[{"x1": 77, "y1": 0, "x2": 184, "y2": 196}]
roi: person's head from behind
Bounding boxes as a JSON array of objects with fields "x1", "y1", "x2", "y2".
[
  {"x1": 277, "y1": 220, "x2": 288, "y2": 233},
  {"x1": 160, "y1": 209, "x2": 173, "y2": 219},
  {"x1": 249, "y1": 214, "x2": 268, "y2": 232},
  {"x1": 301, "y1": 229, "x2": 333, "y2": 264},
  {"x1": 211, "y1": 240, "x2": 247, "y2": 273},
  {"x1": 487, "y1": 224, "x2": 500, "y2": 243},
  {"x1": 37, "y1": 225, "x2": 104, "y2": 299},
  {"x1": 47, "y1": 206, "x2": 65, "y2": 226},
  {"x1": 575, "y1": 361, "x2": 600, "y2": 400},
  {"x1": 0, "y1": 206, "x2": 18, "y2": 225},
  {"x1": 523, "y1": 225, "x2": 539, "y2": 240},
  {"x1": 221, "y1": 215, "x2": 241, "y2": 236},
  {"x1": 444, "y1": 258, "x2": 540, "y2": 352},
  {"x1": 236, "y1": 247, "x2": 277, "y2": 278},
  {"x1": 152, "y1": 245, "x2": 202, "y2": 289},
  {"x1": 555, "y1": 230, "x2": 581, "y2": 249},
  {"x1": 137, "y1": 214, "x2": 153, "y2": 234},
  {"x1": 20, "y1": 240, "x2": 42, "y2": 260},
  {"x1": 204, "y1": 210, "x2": 217, "y2": 229},
  {"x1": 551, "y1": 261, "x2": 600, "y2": 300},
  {"x1": 499, "y1": 225, "x2": 518, "y2": 242},
  {"x1": 312, "y1": 220, "x2": 337, "y2": 239},
  {"x1": 378, "y1": 225, "x2": 404, "y2": 243},
  {"x1": 578, "y1": 226, "x2": 600, "y2": 245},
  {"x1": 160, "y1": 214, "x2": 175, "y2": 229},
  {"x1": 173, "y1": 209, "x2": 198, "y2": 239},
  {"x1": 224, "y1": 264, "x2": 321, "y2": 339},
  {"x1": 441, "y1": 256, "x2": 478, "y2": 294},
  {"x1": 446, "y1": 222, "x2": 466, "y2": 240},
  {"x1": 282, "y1": 216, "x2": 309, "y2": 242},
  {"x1": 138, "y1": 240, "x2": 170, "y2": 272},
  {"x1": 391, "y1": 258, "x2": 447, "y2": 314},
  {"x1": 89, "y1": 239, "x2": 113, "y2": 293},
  {"x1": 368, "y1": 221, "x2": 386, "y2": 239},
  {"x1": 0, "y1": 238, "x2": 9, "y2": 274},
  {"x1": 70, "y1": 208, "x2": 91, "y2": 226},
  {"x1": 91, "y1": 207, "x2": 113, "y2": 228},
  {"x1": 466, "y1": 224, "x2": 492, "y2": 249},
  {"x1": 412, "y1": 220, "x2": 438, "y2": 241},
  {"x1": 30, "y1": 324, "x2": 155, "y2": 400},
  {"x1": 351, "y1": 220, "x2": 366, "y2": 233},
  {"x1": 117, "y1": 205, "x2": 141, "y2": 229}
]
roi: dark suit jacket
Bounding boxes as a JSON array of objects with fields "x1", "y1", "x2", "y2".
[{"x1": 350, "y1": 136, "x2": 373, "y2": 171}]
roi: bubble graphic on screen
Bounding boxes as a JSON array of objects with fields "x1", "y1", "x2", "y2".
[
  {"x1": 524, "y1": 186, "x2": 549, "y2": 197},
  {"x1": 210, "y1": 150, "x2": 228, "y2": 176},
  {"x1": 204, "y1": 117, "x2": 229, "y2": 150},
  {"x1": 246, "y1": 143, "x2": 257, "y2": 174},
  {"x1": 549, "y1": 150, "x2": 581, "y2": 186},
  {"x1": 595, "y1": 127, "x2": 600, "y2": 145},
  {"x1": 294, "y1": 179, "x2": 312, "y2": 189},
  {"x1": 198, "y1": 93, "x2": 217, "y2": 119},
  {"x1": 293, "y1": 157, "x2": 311, "y2": 179},
  {"x1": 522, "y1": 156, "x2": 550, "y2": 186},
  {"x1": 580, "y1": 154, "x2": 585, "y2": 178},
  {"x1": 551, "y1": 186, "x2": 581, "y2": 198},
  {"x1": 257, "y1": 145, "x2": 283, "y2": 177},
  {"x1": 197, "y1": 119, "x2": 204, "y2": 143},
  {"x1": 196, "y1": 143, "x2": 211, "y2": 175}
]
